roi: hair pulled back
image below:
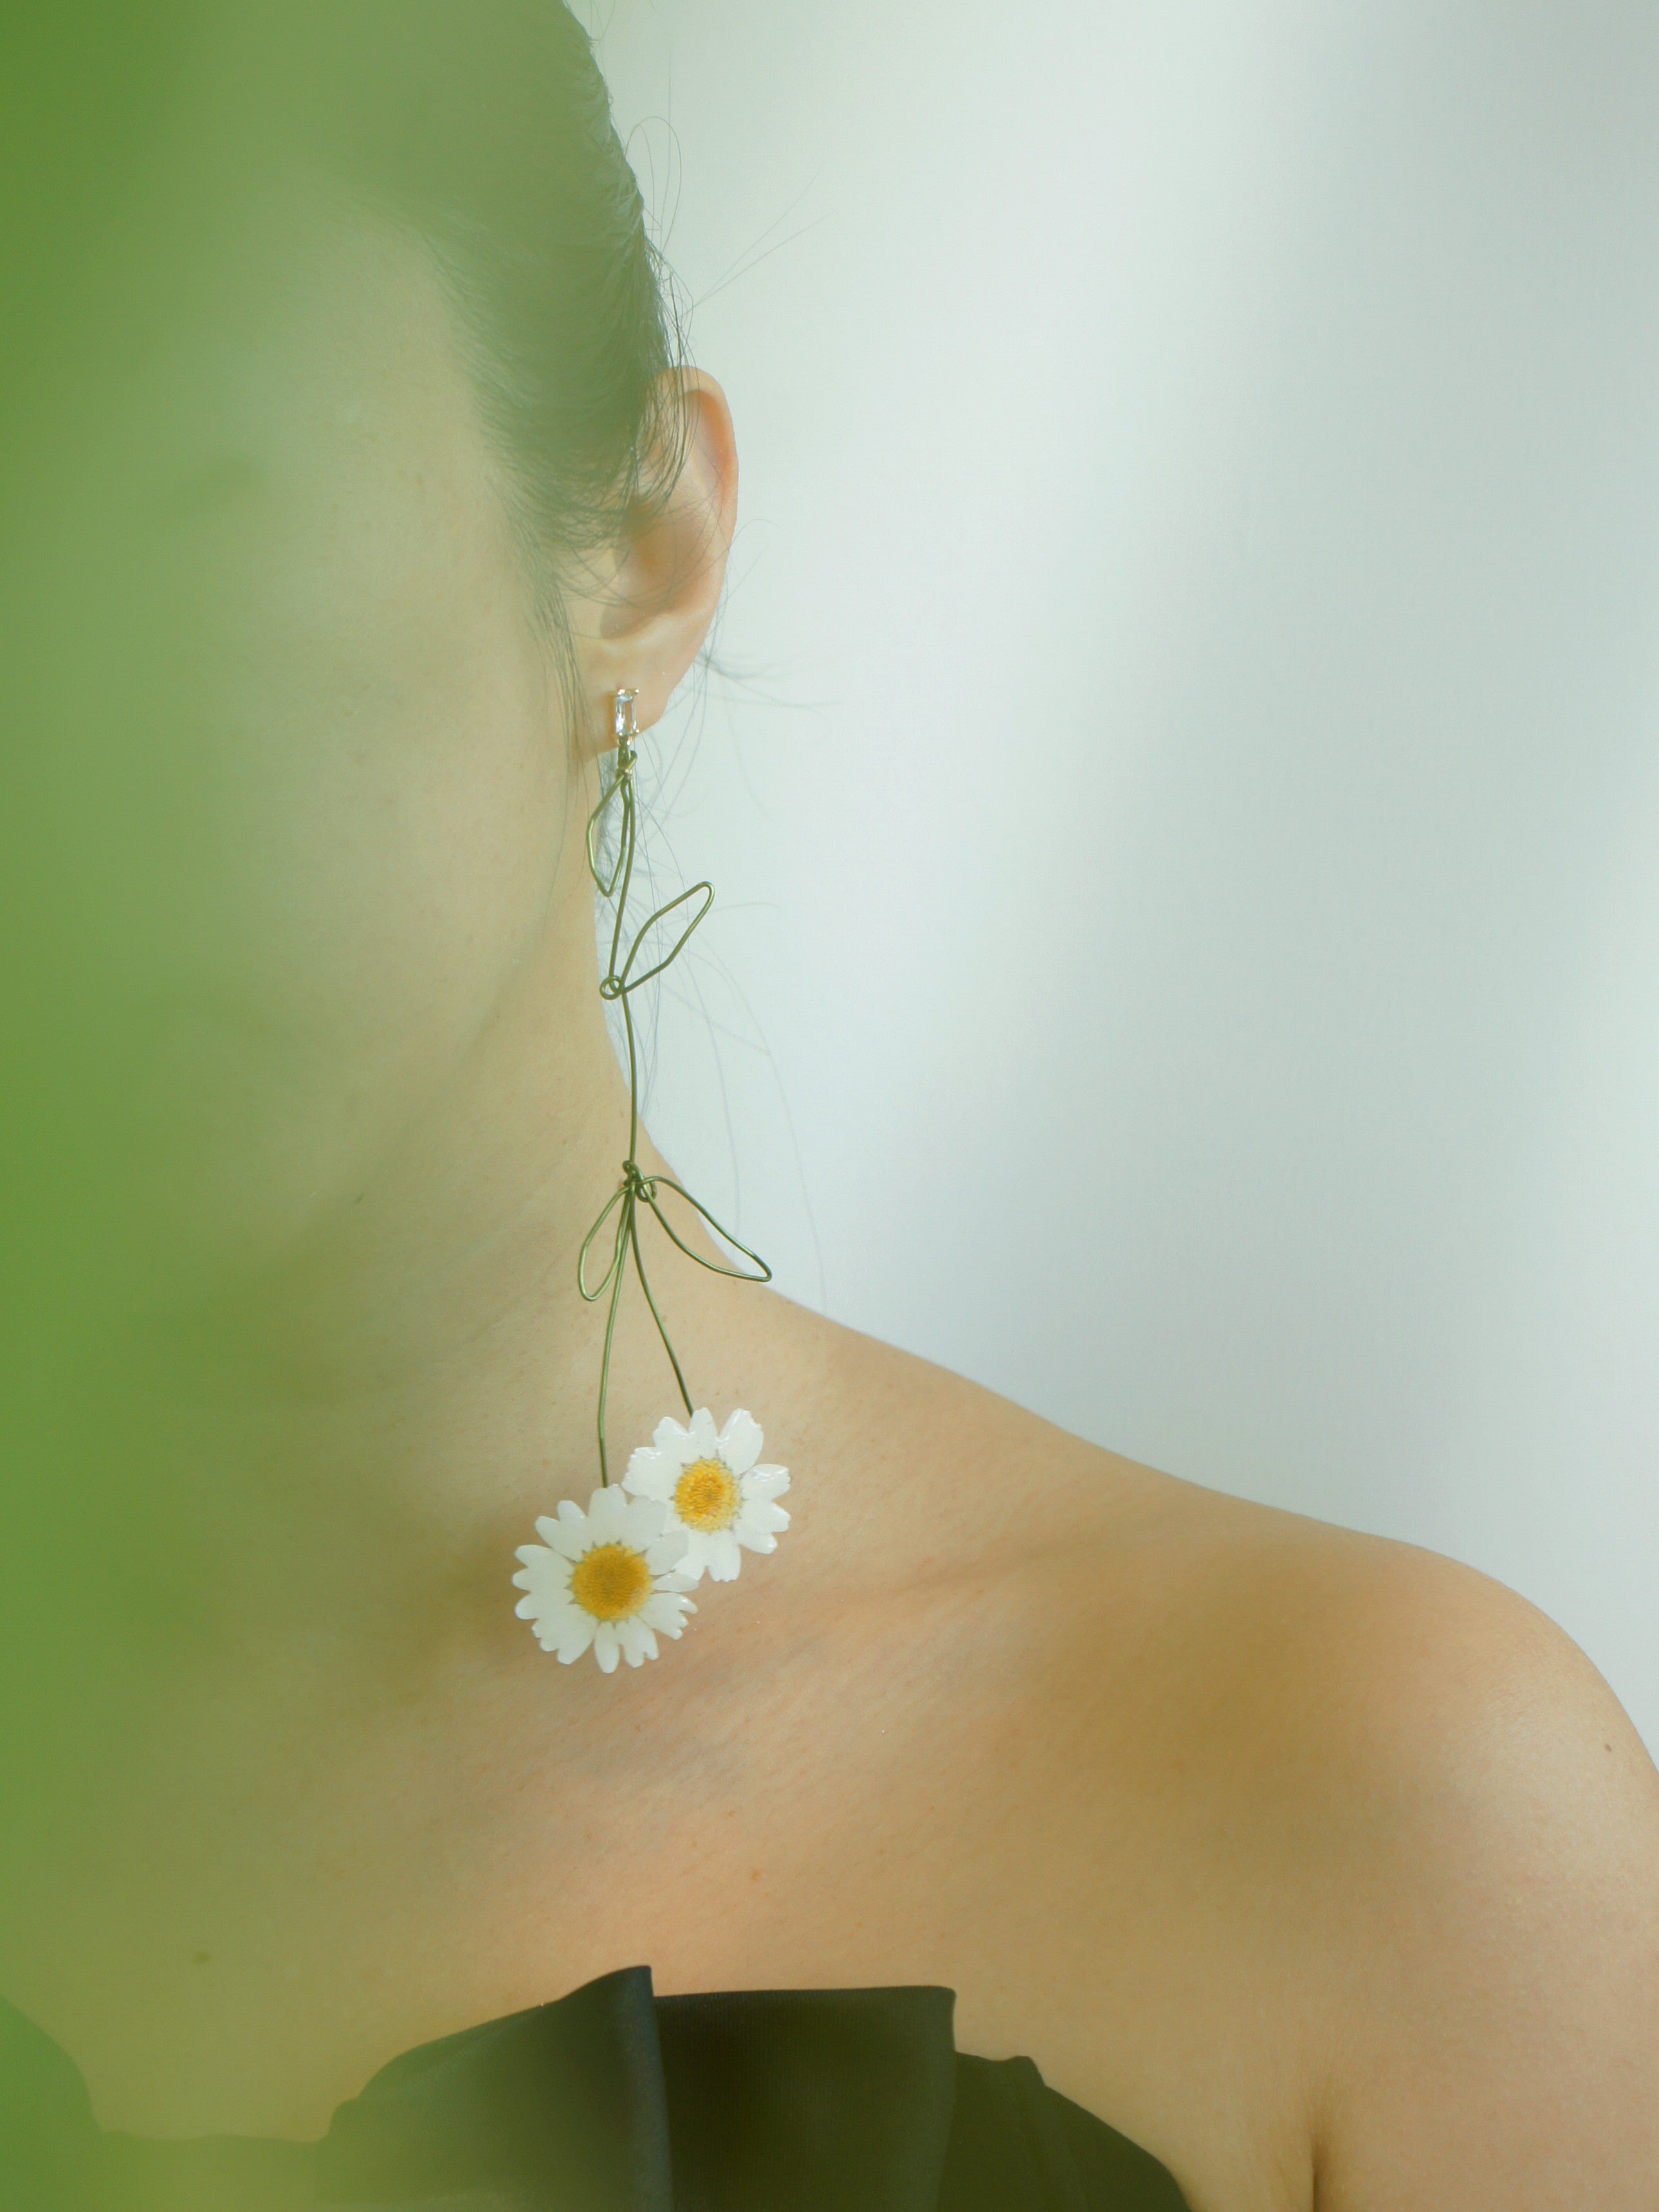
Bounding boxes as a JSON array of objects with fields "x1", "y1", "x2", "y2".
[
  {"x1": 2, "y1": 0, "x2": 688, "y2": 700},
  {"x1": 279, "y1": 0, "x2": 691, "y2": 675}
]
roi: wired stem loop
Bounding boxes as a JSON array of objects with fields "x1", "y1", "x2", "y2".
[{"x1": 579, "y1": 691, "x2": 772, "y2": 1486}]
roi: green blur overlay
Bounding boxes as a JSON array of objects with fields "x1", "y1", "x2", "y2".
[{"x1": 0, "y1": 5, "x2": 477, "y2": 2177}]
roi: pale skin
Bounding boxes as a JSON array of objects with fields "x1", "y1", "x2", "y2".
[{"x1": 5, "y1": 167, "x2": 1657, "y2": 2212}]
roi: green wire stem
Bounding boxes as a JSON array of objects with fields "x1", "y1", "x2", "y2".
[{"x1": 576, "y1": 690, "x2": 772, "y2": 1485}]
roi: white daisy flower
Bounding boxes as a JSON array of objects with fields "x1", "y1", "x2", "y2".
[
  {"x1": 622, "y1": 1408, "x2": 790, "y2": 1585},
  {"x1": 512, "y1": 1486, "x2": 698, "y2": 1672}
]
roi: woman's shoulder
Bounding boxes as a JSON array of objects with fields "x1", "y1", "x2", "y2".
[
  {"x1": 996, "y1": 1426, "x2": 1659, "y2": 2209},
  {"x1": 821, "y1": 1327, "x2": 1659, "y2": 2209},
  {"x1": 826, "y1": 1318, "x2": 1645, "y2": 1825},
  {"x1": 1133, "y1": 1488, "x2": 1659, "y2": 2209}
]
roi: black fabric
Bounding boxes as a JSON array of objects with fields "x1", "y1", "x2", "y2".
[
  {"x1": 654, "y1": 1986, "x2": 959, "y2": 2211},
  {"x1": 0, "y1": 1968, "x2": 1191, "y2": 2211},
  {"x1": 318, "y1": 1970, "x2": 674, "y2": 2209}
]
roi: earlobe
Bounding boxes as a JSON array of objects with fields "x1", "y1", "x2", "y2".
[{"x1": 577, "y1": 370, "x2": 737, "y2": 751}]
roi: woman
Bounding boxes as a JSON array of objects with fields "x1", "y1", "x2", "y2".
[{"x1": 1, "y1": 3, "x2": 1655, "y2": 2206}]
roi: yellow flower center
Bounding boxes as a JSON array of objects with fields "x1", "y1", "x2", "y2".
[
  {"x1": 569, "y1": 1542, "x2": 653, "y2": 1623},
  {"x1": 674, "y1": 1456, "x2": 741, "y2": 1533}
]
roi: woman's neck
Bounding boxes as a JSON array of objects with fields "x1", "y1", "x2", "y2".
[{"x1": 10, "y1": 859, "x2": 824, "y2": 1793}]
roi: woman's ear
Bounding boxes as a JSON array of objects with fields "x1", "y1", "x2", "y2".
[{"x1": 569, "y1": 369, "x2": 737, "y2": 753}]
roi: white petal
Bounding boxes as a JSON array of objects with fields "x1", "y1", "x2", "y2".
[
  {"x1": 688, "y1": 1406, "x2": 719, "y2": 1454},
  {"x1": 619, "y1": 1616, "x2": 657, "y2": 1665},
  {"x1": 622, "y1": 1492, "x2": 669, "y2": 1546},
  {"x1": 643, "y1": 1526, "x2": 690, "y2": 1574},
  {"x1": 513, "y1": 1555, "x2": 567, "y2": 1600},
  {"x1": 738, "y1": 1499, "x2": 791, "y2": 1537},
  {"x1": 538, "y1": 1520, "x2": 588, "y2": 1562},
  {"x1": 592, "y1": 1623, "x2": 621, "y2": 1672},
  {"x1": 644, "y1": 1593, "x2": 694, "y2": 1635},
  {"x1": 654, "y1": 1566, "x2": 701, "y2": 1593},
  {"x1": 585, "y1": 1485, "x2": 630, "y2": 1537},
  {"x1": 675, "y1": 1530, "x2": 714, "y2": 1577},
  {"x1": 742, "y1": 1465, "x2": 790, "y2": 1500},
  {"x1": 652, "y1": 1413, "x2": 695, "y2": 1459},
  {"x1": 622, "y1": 1448, "x2": 675, "y2": 1500},
  {"x1": 528, "y1": 1590, "x2": 589, "y2": 1637},
  {"x1": 533, "y1": 1516, "x2": 562, "y2": 1546},
  {"x1": 715, "y1": 1410, "x2": 763, "y2": 1474},
  {"x1": 556, "y1": 1499, "x2": 585, "y2": 1524},
  {"x1": 526, "y1": 1600, "x2": 595, "y2": 1659},
  {"x1": 704, "y1": 1530, "x2": 744, "y2": 1582},
  {"x1": 735, "y1": 1526, "x2": 778, "y2": 1555}
]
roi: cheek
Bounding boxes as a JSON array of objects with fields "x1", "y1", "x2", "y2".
[
  {"x1": 13, "y1": 187, "x2": 574, "y2": 1311},
  {"x1": 31, "y1": 473, "x2": 571, "y2": 1302},
  {"x1": 170, "y1": 567, "x2": 570, "y2": 1274}
]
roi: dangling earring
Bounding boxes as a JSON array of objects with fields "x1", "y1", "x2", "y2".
[{"x1": 512, "y1": 689, "x2": 790, "y2": 1673}]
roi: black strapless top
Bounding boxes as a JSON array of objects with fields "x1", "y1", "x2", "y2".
[{"x1": 1, "y1": 1965, "x2": 1191, "y2": 2209}]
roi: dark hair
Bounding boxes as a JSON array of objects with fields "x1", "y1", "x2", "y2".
[{"x1": 273, "y1": 0, "x2": 691, "y2": 690}]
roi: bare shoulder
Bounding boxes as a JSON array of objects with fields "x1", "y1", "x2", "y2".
[
  {"x1": 1252, "y1": 1529, "x2": 1659, "y2": 2211},
  {"x1": 1075, "y1": 1478, "x2": 1659, "y2": 2212},
  {"x1": 794, "y1": 1328, "x2": 1659, "y2": 2207}
]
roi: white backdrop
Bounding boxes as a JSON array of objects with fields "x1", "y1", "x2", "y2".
[{"x1": 578, "y1": 0, "x2": 1659, "y2": 1753}]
